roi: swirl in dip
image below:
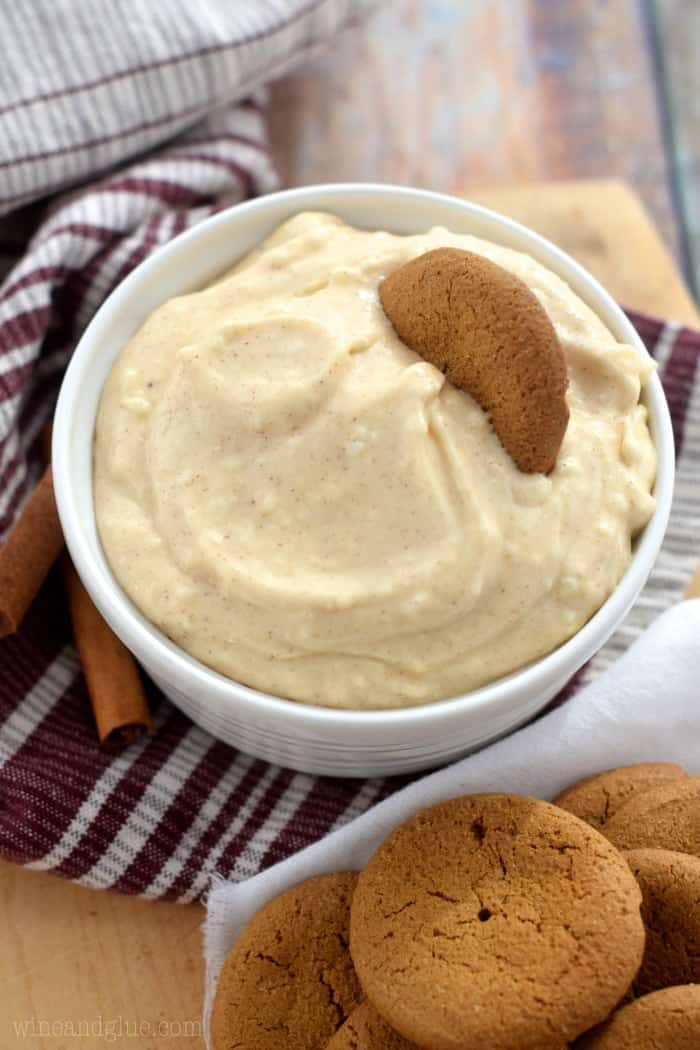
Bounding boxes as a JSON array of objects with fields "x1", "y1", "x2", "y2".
[{"x1": 93, "y1": 212, "x2": 656, "y2": 709}]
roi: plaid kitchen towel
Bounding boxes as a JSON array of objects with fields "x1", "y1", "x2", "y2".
[{"x1": 0, "y1": 3, "x2": 699, "y2": 904}]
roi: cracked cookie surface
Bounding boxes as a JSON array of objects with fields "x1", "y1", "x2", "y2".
[
  {"x1": 603, "y1": 776, "x2": 700, "y2": 857},
  {"x1": 624, "y1": 848, "x2": 700, "y2": 996},
  {"x1": 576, "y1": 985, "x2": 700, "y2": 1048},
  {"x1": 349, "y1": 793, "x2": 644, "y2": 1050},
  {"x1": 379, "y1": 247, "x2": 569, "y2": 473},
  {"x1": 211, "y1": 872, "x2": 362, "y2": 1050},
  {"x1": 324, "y1": 1000, "x2": 419, "y2": 1049},
  {"x1": 553, "y1": 763, "x2": 687, "y2": 831}
]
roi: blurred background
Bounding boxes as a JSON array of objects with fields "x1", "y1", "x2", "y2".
[{"x1": 269, "y1": 0, "x2": 698, "y2": 298}]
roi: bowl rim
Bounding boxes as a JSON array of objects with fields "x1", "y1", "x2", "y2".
[{"x1": 53, "y1": 182, "x2": 675, "y2": 729}]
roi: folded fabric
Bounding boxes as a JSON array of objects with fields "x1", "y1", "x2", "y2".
[
  {"x1": 203, "y1": 597, "x2": 700, "y2": 1042},
  {"x1": 0, "y1": 0, "x2": 376, "y2": 216}
]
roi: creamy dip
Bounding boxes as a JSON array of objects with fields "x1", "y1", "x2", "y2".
[{"x1": 93, "y1": 212, "x2": 656, "y2": 708}]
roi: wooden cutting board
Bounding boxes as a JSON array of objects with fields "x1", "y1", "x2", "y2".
[{"x1": 1, "y1": 179, "x2": 697, "y2": 1049}]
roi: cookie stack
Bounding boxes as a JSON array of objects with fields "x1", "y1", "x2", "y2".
[{"x1": 211, "y1": 764, "x2": 700, "y2": 1049}]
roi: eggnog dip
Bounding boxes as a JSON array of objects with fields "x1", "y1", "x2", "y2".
[{"x1": 93, "y1": 212, "x2": 656, "y2": 709}]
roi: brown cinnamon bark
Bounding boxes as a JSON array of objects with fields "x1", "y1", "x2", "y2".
[
  {"x1": 0, "y1": 466, "x2": 64, "y2": 635},
  {"x1": 62, "y1": 557, "x2": 152, "y2": 750}
]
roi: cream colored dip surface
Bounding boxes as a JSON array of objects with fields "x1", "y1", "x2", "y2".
[{"x1": 93, "y1": 212, "x2": 656, "y2": 709}]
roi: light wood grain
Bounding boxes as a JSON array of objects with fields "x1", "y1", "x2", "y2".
[
  {"x1": 468, "y1": 179, "x2": 699, "y2": 325},
  {"x1": 0, "y1": 179, "x2": 696, "y2": 1048},
  {"x1": 686, "y1": 564, "x2": 700, "y2": 600},
  {"x1": 1, "y1": 862, "x2": 205, "y2": 1047},
  {"x1": 269, "y1": 0, "x2": 681, "y2": 261}
]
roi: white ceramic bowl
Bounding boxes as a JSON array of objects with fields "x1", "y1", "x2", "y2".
[{"x1": 53, "y1": 184, "x2": 674, "y2": 776}]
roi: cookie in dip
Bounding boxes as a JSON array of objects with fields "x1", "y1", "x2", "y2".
[{"x1": 93, "y1": 212, "x2": 656, "y2": 709}]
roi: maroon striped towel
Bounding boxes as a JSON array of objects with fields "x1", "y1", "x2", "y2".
[{"x1": 0, "y1": 4, "x2": 698, "y2": 904}]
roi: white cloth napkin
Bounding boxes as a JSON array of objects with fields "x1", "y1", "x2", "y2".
[{"x1": 203, "y1": 599, "x2": 700, "y2": 1040}]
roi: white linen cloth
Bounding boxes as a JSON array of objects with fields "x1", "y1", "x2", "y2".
[{"x1": 204, "y1": 598, "x2": 700, "y2": 1041}]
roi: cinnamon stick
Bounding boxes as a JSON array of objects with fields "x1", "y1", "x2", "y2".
[
  {"x1": 62, "y1": 556, "x2": 152, "y2": 750},
  {"x1": 40, "y1": 421, "x2": 151, "y2": 749},
  {"x1": 0, "y1": 465, "x2": 64, "y2": 636}
]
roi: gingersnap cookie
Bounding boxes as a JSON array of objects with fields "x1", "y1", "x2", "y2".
[
  {"x1": 325, "y1": 1001, "x2": 419, "y2": 1050},
  {"x1": 211, "y1": 873, "x2": 362, "y2": 1050},
  {"x1": 603, "y1": 776, "x2": 700, "y2": 857},
  {"x1": 379, "y1": 247, "x2": 569, "y2": 473},
  {"x1": 576, "y1": 985, "x2": 700, "y2": 1049},
  {"x1": 349, "y1": 793, "x2": 644, "y2": 1050},
  {"x1": 624, "y1": 848, "x2": 700, "y2": 996},
  {"x1": 553, "y1": 763, "x2": 687, "y2": 831}
]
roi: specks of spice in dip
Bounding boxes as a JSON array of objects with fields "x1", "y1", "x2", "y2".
[{"x1": 93, "y1": 212, "x2": 656, "y2": 709}]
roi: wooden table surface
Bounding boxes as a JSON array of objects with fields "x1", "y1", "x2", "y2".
[
  {"x1": 270, "y1": 0, "x2": 699, "y2": 299},
  {"x1": 2, "y1": 178, "x2": 697, "y2": 1048}
]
